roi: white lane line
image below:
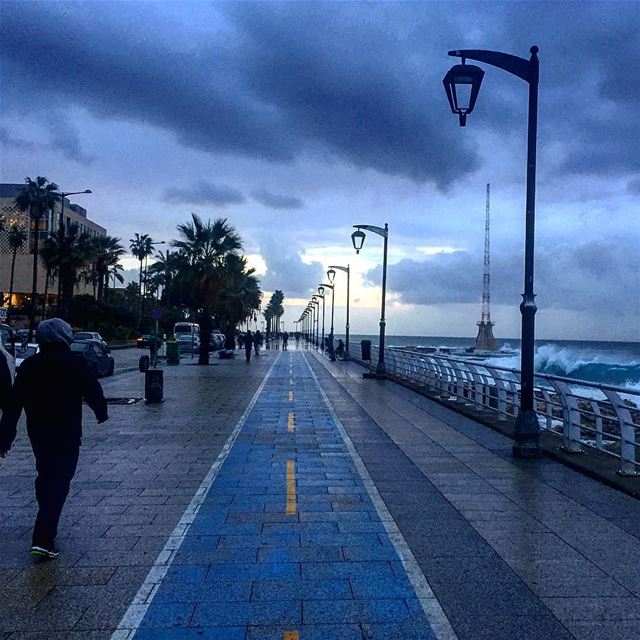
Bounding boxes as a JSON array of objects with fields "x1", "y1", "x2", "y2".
[
  {"x1": 301, "y1": 352, "x2": 458, "y2": 640},
  {"x1": 110, "y1": 353, "x2": 282, "y2": 640}
]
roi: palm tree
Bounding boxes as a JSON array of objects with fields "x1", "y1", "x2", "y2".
[
  {"x1": 7, "y1": 224, "x2": 28, "y2": 312},
  {"x1": 14, "y1": 176, "x2": 59, "y2": 337},
  {"x1": 93, "y1": 235, "x2": 125, "y2": 302},
  {"x1": 105, "y1": 263, "x2": 125, "y2": 303},
  {"x1": 129, "y1": 233, "x2": 154, "y2": 327},
  {"x1": 171, "y1": 215, "x2": 243, "y2": 364},
  {"x1": 213, "y1": 254, "x2": 262, "y2": 348},
  {"x1": 147, "y1": 249, "x2": 180, "y2": 307},
  {"x1": 39, "y1": 239, "x2": 59, "y2": 319},
  {"x1": 41, "y1": 223, "x2": 96, "y2": 318}
]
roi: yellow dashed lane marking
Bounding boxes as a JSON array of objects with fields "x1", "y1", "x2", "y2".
[
  {"x1": 286, "y1": 460, "x2": 296, "y2": 515},
  {"x1": 288, "y1": 391, "x2": 293, "y2": 401},
  {"x1": 288, "y1": 412, "x2": 295, "y2": 433},
  {"x1": 283, "y1": 633, "x2": 299, "y2": 640}
]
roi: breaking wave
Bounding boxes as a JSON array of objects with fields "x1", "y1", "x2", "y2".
[{"x1": 486, "y1": 343, "x2": 640, "y2": 389}]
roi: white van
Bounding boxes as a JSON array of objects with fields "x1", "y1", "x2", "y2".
[{"x1": 173, "y1": 322, "x2": 200, "y2": 339}]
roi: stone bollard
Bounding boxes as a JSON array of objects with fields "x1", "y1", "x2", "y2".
[{"x1": 145, "y1": 369, "x2": 163, "y2": 403}]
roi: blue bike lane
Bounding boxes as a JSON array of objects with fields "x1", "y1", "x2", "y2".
[{"x1": 115, "y1": 350, "x2": 446, "y2": 640}]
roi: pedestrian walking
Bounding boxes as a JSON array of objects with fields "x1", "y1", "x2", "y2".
[
  {"x1": 254, "y1": 330, "x2": 263, "y2": 356},
  {"x1": 244, "y1": 330, "x2": 253, "y2": 362},
  {"x1": 282, "y1": 331, "x2": 289, "y2": 351},
  {"x1": 0, "y1": 319, "x2": 108, "y2": 559}
]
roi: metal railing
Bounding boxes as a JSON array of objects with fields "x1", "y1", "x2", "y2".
[{"x1": 367, "y1": 346, "x2": 640, "y2": 476}]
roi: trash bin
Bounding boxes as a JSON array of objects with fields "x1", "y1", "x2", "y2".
[
  {"x1": 166, "y1": 340, "x2": 180, "y2": 365},
  {"x1": 361, "y1": 339, "x2": 371, "y2": 361},
  {"x1": 145, "y1": 369, "x2": 163, "y2": 403}
]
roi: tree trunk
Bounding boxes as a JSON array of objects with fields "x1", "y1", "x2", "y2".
[
  {"x1": 8, "y1": 248, "x2": 17, "y2": 311},
  {"x1": 198, "y1": 310, "x2": 212, "y2": 365},
  {"x1": 137, "y1": 259, "x2": 143, "y2": 328},
  {"x1": 28, "y1": 211, "x2": 40, "y2": 340},
  {"x1": 43, "y1": 270, "x2": 50, "y2": 320},
  {"x1": 97, "y1": 272, "x2": 104, "y2": 302}
]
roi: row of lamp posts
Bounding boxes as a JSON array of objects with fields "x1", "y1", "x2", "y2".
[{"x1": 298, "y1": 45, "x2": 542, "y2": 460}]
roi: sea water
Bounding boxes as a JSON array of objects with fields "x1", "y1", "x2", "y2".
[{"x1": 335, "y1": 335, "x2": 640, "y2": 391}]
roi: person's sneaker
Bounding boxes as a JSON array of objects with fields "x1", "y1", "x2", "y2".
[{"x1": 29, "y1": 546, "x2": 59, "y2": 559}]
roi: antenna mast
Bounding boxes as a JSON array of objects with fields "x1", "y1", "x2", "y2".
[
  {"x1": 475, "y1": 183, "x2": 497, "y2": 350},
  {"x1": 481, "y1": 183, "x2": 491, "y2": 325}
]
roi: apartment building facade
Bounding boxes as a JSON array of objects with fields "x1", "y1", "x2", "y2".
[{"x1": 0, "y1": 183, "x2": 106, "y2": 310}]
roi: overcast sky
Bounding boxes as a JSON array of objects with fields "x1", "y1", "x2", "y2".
[{"x1": 1, "y1": 0, "x2": 638, "y2": 341}]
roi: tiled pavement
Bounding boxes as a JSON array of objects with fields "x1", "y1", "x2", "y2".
[
  {"x1": 308, "y1": 352, "x2": 640, "y2": 640},
  {"x1": 2, "y1": 347, "x2": 640, "y2": 639}
]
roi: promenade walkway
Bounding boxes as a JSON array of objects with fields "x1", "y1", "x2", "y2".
[{"x1": 1, "y1": 348, "x2": 640, "y2": 639}]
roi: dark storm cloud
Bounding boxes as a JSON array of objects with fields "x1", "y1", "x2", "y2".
[
  {"x1": 251, "y1": 189, "x2": 304, "y2": 210},
  {"x1": 372, "y1": 236, "x2": 639, "y2": 315},
  {"x1": 1, "y1": 1, "x2": 638, "y2": 185},
  {"x1": 259, "y1": 240, "x2": 325, "y2": 298},
  {"x1": 163, "y1": 181, "x2": 245, "y2": 207},
  {"x1": 0, "y1": 0, "x2": 476, "y2": 187}
]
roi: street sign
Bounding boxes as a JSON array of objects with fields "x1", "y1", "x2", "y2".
[{"x1": 150, "y1": 307, "x2": 162, "y2": 321}]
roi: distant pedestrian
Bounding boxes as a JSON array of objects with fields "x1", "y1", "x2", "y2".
[
  {"x1": 0, "y1": 319, "x2": 108, "y2": 560},
  {"x1": 254, "y1": 330, "x2": 263, "y2": 356},
  {"x1": 282, "y1": 332, "x2": 289, "y2": 350},
  {"x1": 295, "y1": 331, "x2": 300, "y2": 347},
  {"x1": 244, "y1": 330, "x2": 253, "y2": 362},
  {"x1": 335, "y1": 339, "x2": 345, "y2": 360}
]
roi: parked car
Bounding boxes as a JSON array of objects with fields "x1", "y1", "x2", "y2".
[
  {"x1": 74, "y1": 331, "x2": 107, "y2": 348},
  {"x1": 176, "y1": 333, "x2": 200, "y2": 354},
  {"x1": 70, "y1": 339, "x2": 115, "y2": 377},
  {"x1": 14, "y1": 343, "x2": 39, "y2": 367},
  {"x1": 136, "y1": 334, "x2": 156, "y2": 349}
]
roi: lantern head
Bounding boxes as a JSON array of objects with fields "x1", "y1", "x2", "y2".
[
  {"x1": 443, "y1": 62, "x2": 484, "y2": 126},
  {"x1": 351, "y1": 229, "x2": 366, "y2": 254},
  {"x1": 327, "y1": 268, "x2": 336, "y2": 284}
]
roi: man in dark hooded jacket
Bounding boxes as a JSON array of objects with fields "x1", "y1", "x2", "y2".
[{"x1": 0, "y1": 319, "x2": 108, "y2": 559}]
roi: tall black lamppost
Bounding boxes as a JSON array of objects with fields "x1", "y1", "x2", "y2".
[
  {"x1": 141, "y1": 240, "x2": 166, "y2": 325},
  {"x1": 328, "y1": 264, "x2": 350, "y2": 360},
  {"x1": 443, "y1": 46, "x2": 541, "y2": 458},
  {"x1": 320, "y1": 282, "x2": 335, "y2": 360},
  {"x1": 55, "y1": 189, "x2": 92, "y2": 317},
  {"x1": 311, "y1": 297, "x2": 320, "y2": 348},
  {"x1": 352, "y1": 223, "x2": 388, "y2": 379},
  {"x1": 316, "y1": 286, "x2": 326, "y2": 352}
]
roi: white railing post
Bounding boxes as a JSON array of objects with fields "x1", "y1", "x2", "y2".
[
  {"x1": 550, "y1": 380, "x2": 582, "y2": 453},
  {"x1": 603, "y1": 389, "x2": 639, "y2": 476}
]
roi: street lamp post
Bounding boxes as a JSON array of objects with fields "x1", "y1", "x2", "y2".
[
  {"x1": 328, "y1": 265, "x2": 350, "y2": 360},
  {"x1": 352, "y1": 223, "x2": 388, "y2": 379},
  {"x1": 320, "y1": 282, "x2": 335, "y2": 360},
  {"x1": 443, "y1": 46, "x2": 541, "y2": 459},
  {"x1": 317, "y1": 286, "x2": 326, "y2": 352},
  {"x1": 311, "y1": 297, "x2": 320, "y2": 348},
  {"x1": 56, "y1": 189, "x2": 92, "y2": 319}
]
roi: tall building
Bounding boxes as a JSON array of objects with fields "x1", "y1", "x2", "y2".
[{"x1": 0, "y1": 183, "x2": 106, "y2": 310}]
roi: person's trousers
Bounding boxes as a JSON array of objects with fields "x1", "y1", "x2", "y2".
[
  {"x1": 245, "y1": 348, "x2": 251, "y2": 362},
  {"x1": 30, "y1": 441, "x2": 80, "y2": 549}
]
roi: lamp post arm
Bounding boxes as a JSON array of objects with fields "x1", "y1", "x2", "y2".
[
  {"x1": 328, "y1": 265, "x2": 349, "y2": 274},
  {"x1": 353, "y1": 224, "x2": 388, "y2": 239},
  {"x1": 448, "y1": 47, "x2": 538, "y2": 84}
]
